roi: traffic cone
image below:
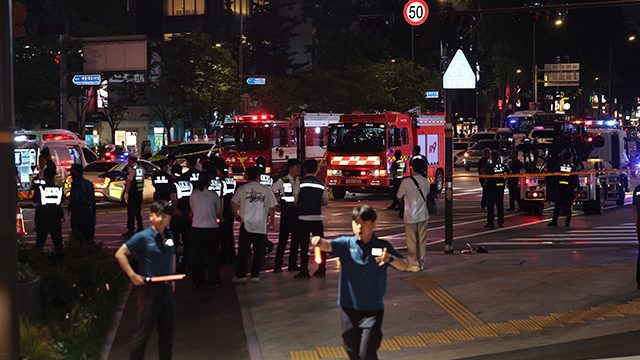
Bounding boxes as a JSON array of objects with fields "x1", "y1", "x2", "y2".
[{"x1": 16, "y1": 206, "x2": 27, "y2": 236}]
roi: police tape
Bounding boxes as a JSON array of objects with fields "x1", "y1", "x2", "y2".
[{"x1": 453, "y1": 168, "x2": 635, "y2": 179}]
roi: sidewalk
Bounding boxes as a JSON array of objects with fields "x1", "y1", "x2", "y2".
[{"x1": 107, "y1": 247, "x2": 640, "y2": 360}]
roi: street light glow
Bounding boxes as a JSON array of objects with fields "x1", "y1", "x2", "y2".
[
  {"x1": 516, "y1": 69, "x2": 521, "y2": 73},
  {"x1": 555, "y1": 19, "x2": 563, "y2": 25},
  {"x1": 630, "y1": 36, "x2": 636, "y2": 41}
]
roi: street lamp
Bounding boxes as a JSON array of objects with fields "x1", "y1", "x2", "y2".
[{"x1": 532, "y1": 14, "x2": 563, "y2": 107}]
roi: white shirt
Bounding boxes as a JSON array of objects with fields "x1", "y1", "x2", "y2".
[
  {"x1": 232, "y1": 182, "x2": 277, "y2": 235},
  {"x1": 293, "y1": 177, "x2": 329, "y2": 221},
  {"x1": 190, "y1": 189, "x2": 222, "y2": 228},
  {"x1": 397, "y1": 175, "x2": 430, "y2": 224}
]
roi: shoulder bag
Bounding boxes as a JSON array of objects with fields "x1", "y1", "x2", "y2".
[{"x1": 410, "y1": 176, "x2": 439, "y2": 215}]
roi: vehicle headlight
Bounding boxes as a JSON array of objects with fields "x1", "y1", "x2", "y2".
[
  {"x1": 330, "y1": 169, "x2": 342, "y2": 177},
  {"x1": 464, "y1": 152, "x2": 469, "y2": 157},
  {"x1": 95, "y1": 177, "x2": 111, "y2": 188},
  {"x1": 368, "y1": 170, "x2": 387, "y2": 177}
]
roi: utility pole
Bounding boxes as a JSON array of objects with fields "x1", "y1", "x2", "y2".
[
  {"x1": 238, "y1": 0, "x2": 244, "y2": 114},
  {"x1": 0, "y1": 0, "x2": 21, "y2": 359}
]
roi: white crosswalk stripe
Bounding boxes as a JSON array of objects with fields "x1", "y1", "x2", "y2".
[{"x1": 476, "y1": 224, "x2": 639, "y2": 246}]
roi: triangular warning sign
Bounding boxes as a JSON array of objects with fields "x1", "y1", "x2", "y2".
[{"x1": 443, "y1": 49, "x2": 476, "y2": 89}]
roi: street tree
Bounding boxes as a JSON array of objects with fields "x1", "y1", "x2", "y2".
[{"x1": 100, "y1": 74, "x2": 140, "y2": 145}]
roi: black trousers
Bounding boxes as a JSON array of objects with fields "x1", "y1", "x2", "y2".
[
  {"x1": 298, "y1": 220, "x2": 325, "y2": 274},
  {"x1": 486, "y1": 185, "x2": 505, "y2": 226},
  {"x1": 130, "y1": 283, "x2": 174, "y2": 360},
  {"x1": 636, "y1": 232, "x2": 640, "y2": 286},
  {"x1": 552, "y1": 191, "x2": 575, "y2": 224},
  {"x1": 70, "y1": 209, "x2": 95, "y2": 242},
  {"x1": 127, "y1": 193, "x2": 143, "y2": 233},
  {"x1": 507, "y1": 181, "x2": 520, "y2": 210},
  {"x1": 390, "y1": 179, "x2": 402, "y2": 208},
  {"x1": 275, "y1": 208, "x2": 299, "y2": 269},
  {"x1": 480, "y1": 182, "x2": 487, "y2": 209},
  {"x1": 170, "y1": 216, "x2": 192, "y2": 269},
  {"x1": 219, "y1": 217, "x2": 235, "y2": 265},
  {"x1": 236, "y1": 224, "x2": 266, "y2": 278},
  {"x1": 341, "y1": 306, "x2": 384, "y2": 360},
  {"x1": 190, "y1": 227, "x2": 220, "y2": 286},
  {"x1": 36, "y1": 220, "x2": 63, "y2": 251}
]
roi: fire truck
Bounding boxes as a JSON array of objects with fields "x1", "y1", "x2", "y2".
[
  {"x1": 219, "y1": 113, "x2": 342, "y2": 182},
  {"x1": 519, "y1": 120, "x2": 629, "y2": 214},
  {"x1": 323, "y1": 112, "x2": 446, "y2": 200}
]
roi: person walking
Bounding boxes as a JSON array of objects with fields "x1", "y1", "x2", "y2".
[
  {"x1": 396, "y1": 158, "x2": 430, "y2": 272},
  {"x1": 152, "y1": 159, "x2": 174, "y2": 202},
  {"x1": 311, "y1": 205, "x2": 408, "y2": 360},
  {"x1": 632, "y1": 182, "x2": 640, "y2": 289},
  {"x1": 68, "y1": 164, "x2": 96, "y2": 242},
  {"x1": 189, "y1": 171, "x2": 223, "y2": 288},
  {"x1": 507, "y1": 150, "x2": 525, "y2": 211},
  {"x1": 485, "y1": 151, "x2": 508, "y2": 228},
  {"x1": 115, "y1": 200, "x2": 176, "y2": 360},
  {"x1": 294, "y1": 159, "x2": 330, "y2": 279},
  {"x1": 272, "y1": 159, "x2": 302, "y2": 273},
  {"x1": 170, "y1": 155, "x2": 200, "y2": 272},
  {"x1": 214, "y1": 158, "x2": 236, "y2": 266},
  {"x1": 387, "y1": 150, "x2": 405, "y2": 210},
  {"x1": 548, "y1": 151, "x2": 579, "y2": 227},
  {"x1": 123, "y1": 155, "x2": 145, "y2": 237},
  {"x1": 478, "y1": 148, "x2": 491, "y2": 211},
  {"x1": 231, "y1": 166, "x2": 277, "y2": 283},
  {"x1": 33, "y1": 167, "x2": 64, "y2": 252}
]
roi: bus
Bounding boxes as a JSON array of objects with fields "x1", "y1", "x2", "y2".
[{"x1": 504, "y1": 111, "x2": 565, "y2": 145}]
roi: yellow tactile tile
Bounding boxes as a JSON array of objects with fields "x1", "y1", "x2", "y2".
[
  {"x1": 530, "y1": 315, "x2": 564, "y2": 327},
  {"x1": 627, "y1": 301, "x2": 640, "y2": 310},
  {"x1": 488, "y1": 322, "x2": 521, "y2": 334},
  {"x1": 378, "y1": 339, "x2": 402, "y2": 351},
  {"x1": 290, "y1": 350, "x2": 320, "y2": 360},
  {"x1": 442, "y1": 329, "x2": 475, "y2": 341},
  {"x1": 317, "y1": 347, "x2": 347, "y2": 358},
  {"x1": 571, "y1": 309, "x2": 605, "y2": 320},
  {"x1": 611, "y1": 304, "x2": 640, "y2": 315},
  {"x1": 509, "y1": 319, "x2": 543, "y2": 331},
  {"x1": 466, "y1": 325, "x2": 499, "y2": 337},
  {"x1": 394, "y1": 335, "x2": 427, "y2": 347},
  {"x1": 591, "y1": 306, "x2": 625, "y2": 318},
  {"x1": 551, "y1": 312, "x2": 585, "y2": 324},
  {"x1": 419, "y1": 332, "x2": 452, "y2": 344}
]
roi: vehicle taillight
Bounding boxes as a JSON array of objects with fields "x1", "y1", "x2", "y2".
[{"x1": 582, "y1": 177, "x2": 588, "y2": 185}]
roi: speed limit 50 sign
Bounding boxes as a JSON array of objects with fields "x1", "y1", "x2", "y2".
[{"x1": 404, "y1": 0, "x2": 429, "y2": 26}]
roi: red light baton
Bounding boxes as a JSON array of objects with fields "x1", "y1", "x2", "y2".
[
  {"x1": 314, "y1": 246, "x2": 322, "y2": 264},
  {"x1": 144, "y1": 274, "x2": 186, "y2": 283}
]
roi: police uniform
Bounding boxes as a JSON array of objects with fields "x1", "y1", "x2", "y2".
[
  {"x1": 170, "y1": 167, "x2": 200, "y2": 271},
  {"x1": 216, "y1": 174, "x2": 236, "y2": 265},
  {"x1": 272, "y1": 175, "x2": 299, "y2": 271},
  {"x1": 632, "y1": 184, "x2": 640, "y2": 287},
  {"x1": 33, "y1": 181, "x2": 64, "y2": 251},
  {"x1": 409, "y1": 154, "x2": 428, "y2": 172},
  {"x1": 485, "y1": 159, "x2": 508, "y2": 228},
  {"x1": 295, "y1": 174, "x2": 329, "y2": 277},
  {"x1": 549, "y1": 161, "x2": 578, "y2": 226},
  {"x1": 152, "y1": 170, "x2": 174, "y2": 201},
  {"x1": 126, "y1": 163, "x2": 145, "y2": 234},
  {"x1": 388, "y1": 157, "x2": 406, "y2": 209}
]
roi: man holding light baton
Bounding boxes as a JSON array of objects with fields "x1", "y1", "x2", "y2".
[
  {"x1": 311, "y1": 205, "x2": 408, "y2": 360},
  {"x1": 115, "y1": 200, "x2": 182, "y2": 360}
]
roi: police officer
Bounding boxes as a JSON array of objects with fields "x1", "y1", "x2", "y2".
[
  {"x1": 272, "y1": 159, "x2": 302, "y2": 273},
  {"x1": 548, "y1": 151, "x2": 578, "y2": 227},
  {"x1": 485, "y1": 151, "x2": 508, "y2": 228},
  {"x1": 409, "y1": 145, "x2": 428, "y2": 174},
  {"x1": 123, "y1": 155, "x2": 144, "y2": 237},
  {"x1": 152, "y1": 159, "x2": 174, "y2": 202},
  {"x1": 507, "y1": 150, "x2": 524, "y2": 211},
  {"x1": 33, "y1": 167, "x2": 64, "y2": 251},
  {"x1": 478, "y1": 148, "x2": 491, "y2": 210},
  {"x1": 632, "y1": 181, "x2": 640, "y2": 289},
  {"x1": 170, "y1": 155, "x2": 200, "y2": 272},
  {"x1": 214, "y1": 158, "x2": 236, "y2": 265},
  {"x1": 387, "y1": 149, "x2": 406, "y2": 210}
]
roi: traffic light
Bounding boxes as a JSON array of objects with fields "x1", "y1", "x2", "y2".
[
  {"x1": 530, "y1": 10, "x2": 560, "y2": 23},
  {"x1": 359, "y1": 15, "x2": 394, "y2": 30},
  {"x1": 444, "y1": 15, "x2": 477, "y2": 27}
]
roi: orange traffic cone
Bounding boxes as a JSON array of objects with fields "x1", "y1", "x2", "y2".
[{"x1": 16, "y1": 206, "x2": 27, "y2": 236}]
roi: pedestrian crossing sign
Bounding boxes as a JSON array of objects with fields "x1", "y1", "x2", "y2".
[{"x1": 443, "y1": 49, "x2": 476, "y2": 89}]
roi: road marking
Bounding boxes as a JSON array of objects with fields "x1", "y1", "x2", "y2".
[
  {"x1": 475, "y1": 241, "x2": 638, "y2": 246},
  {"x1": 316, "y1": 347, "x2": 347, "y2": 358}
]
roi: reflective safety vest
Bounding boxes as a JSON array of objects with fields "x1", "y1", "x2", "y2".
[
  {"x1": 39, "y1": 185, "x2": 63, "y2": 206},
  {"x1": 392, "y1": 159, "x2": 406, "y2": 179},
  {"x1": 222, "y1": 177, "x2": 236, "y2": 196},
  {"x1": 280, "y1": 176, "x2": 295, "y2": 203},
  {"x1": 209, "y1": 178, "x2": 222, "y2": 193},
  {"x1": 486, "y1": 162, "x2": 506, "y2": 187},
  {"x1": 131, "y1": 165, "x2": 144, "y2": 193},
  {"x1": 559, "y1": 163, "x2": 573, "y2": 186},
  {"x1": 174, "y1": 181, "x2": 193, "y2": 200},
  {"x1": 260, "y1": 174, "x2": 273, "y2": 187}
]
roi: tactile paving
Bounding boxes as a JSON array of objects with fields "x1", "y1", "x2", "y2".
[
  {"x1": 442, "y1": 329, "x2": 475, "y2": 341},
  {"x1": 571, "y1": 309, "x2": 605, "y2": 320},
  {"x1": 530, "y1": 315, "x2": 563, "y2": 327},
  {"x1": 612, "y1": 303, "x2": 640, "y2": 315},
  {"x1": 509, "y1": 319, "x2": 543, "y2": 331},
  {"x1": 317, "y1": 347, "x2": 347, "y2": 358},
  {"x1": 488, "y1": 322, "x2": 521, "y2": 334},
  {"x1": 419, "y1": 332, "x2": 452, "y2": 344},
  {"x1": 394, "y1": 335, "x2": 427, "y2": 347},
  {"x1": 290, "y1": 350, "x2": 320, "y2": 360},
  {"x1": 378, "y1": 339, "x2": 402, "y2": 351},
  {"x1": 466, "y1": 325, "x2": 499, "y2": 337},
  {"x1": 551, "y1": 312, "x2": 585, "y2": 324},
  {"x1": 591, "y1": 306, "x2": 624, "y2": 318}
]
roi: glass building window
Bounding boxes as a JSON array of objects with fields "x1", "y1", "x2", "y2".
[{"x1": 164, "y1": 0, "x2": 205, "y2": 16}]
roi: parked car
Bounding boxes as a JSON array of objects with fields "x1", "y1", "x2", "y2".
[
  {"x1": 453, "y1": 141, "x2": 472, "y2": 167},
  {"x1": 462, "y1": 139, "x2": 513, "y2": 171},
  {"x1": 149, "y1": 141, "x2": 217, "y2": 165}
]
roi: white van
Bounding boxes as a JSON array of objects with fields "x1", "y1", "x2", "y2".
[{"x1": 15, "y1": 129, "x2": 98, "y2": 199}]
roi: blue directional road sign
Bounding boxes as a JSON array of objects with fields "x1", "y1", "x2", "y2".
[
  {"x1": 425, "y1": 91, "x2": 439, "y2": 99},
  {"x1": 72, "y1": 74, "x2": 101, "y2": 86},
  {"x1": 246, "y1": 77, "x2": 266, "y2": 85}
]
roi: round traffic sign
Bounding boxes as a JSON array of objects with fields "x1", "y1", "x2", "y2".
[{"x1": 404, "y1": 0, "x2": 429, "y2": 26}]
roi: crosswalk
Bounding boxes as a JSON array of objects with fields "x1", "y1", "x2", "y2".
[{"x1": 476, "y1": 223, "x2": 639, "y2": 246}]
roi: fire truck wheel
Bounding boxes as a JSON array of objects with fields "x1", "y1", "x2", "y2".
[
  {"x1": 435, "y1": 170, "x2": 444, "y2": 193},
  {"x1": 331, "y1": 188, "x2": 346, "y2": 200}
]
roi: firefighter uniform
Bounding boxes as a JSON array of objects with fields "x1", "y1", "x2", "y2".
[
  {"x1": 126, "y1": 163, "x2": 145, "y2": 235},
  {"x1": 549, "y1": 161, "x2": 578, "y2": 226},
  {"x1": 170, "y1": 167, "x2": 200, "y2": 271},
  {"x1": 388, "y1": 157, "x2": 406, "y2": 210},
  {"x1": 33, "y1": 182, "x2": 64, "y2": 251},
  {"x1": 152, "y1": 170, "x2": 174, "y2": 201},
  {"x1": 216, "y1": 174, "x2": 237, "y2": 265},
  {"x1": 485, "y1": 158, "x2": 507, "y2": 228},
  {"x1": 272, "y1": 175, "x2": 299, "y2": 272}
]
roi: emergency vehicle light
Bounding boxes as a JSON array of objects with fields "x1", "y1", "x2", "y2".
[
  {"x1": 582, "y1": 177, "x2": 588, "y2": 185},
  {"x1": 233, "y1": 114, "x2": 275, "y2": 121},
  {"x1": 14, "y1": 135, "x2": 28, "y2": 142},
  {"x1": 42, "y1": 133, "x2": 76, "y2": 141}
]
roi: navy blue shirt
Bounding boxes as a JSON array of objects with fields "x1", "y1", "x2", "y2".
[
  {"x1": 125, "y1": 226, "x2": 175, "y2": 278},
  {"x1": 330, "y1": 234, "x2": 403, "y2": 311}
]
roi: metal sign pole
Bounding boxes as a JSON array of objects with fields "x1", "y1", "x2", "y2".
[{"x1": 444, "y1": 89, "x2": 454, "y2": 253}]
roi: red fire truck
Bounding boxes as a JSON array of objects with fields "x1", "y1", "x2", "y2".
[
  {"x1": 324, "y1": 112, "x2": 445, "y2": 200},
  {"x1": 219, "y1": 113, "x2": 342, "y2": 182}
]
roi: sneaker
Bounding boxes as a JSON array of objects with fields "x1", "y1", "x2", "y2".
[
  {"x1": 313, "y1": 269, "x2": 326, "y2": 277},
  {"x1": 547, "y1": 222, "x2": 558, "y2": 227},
  {"x1": 250, "y1": 277, "x2": 260, "y2": 283},
  {"x1": 484, "y1": 223, "x2": 495, "y2": 229},
  {"x1": 406, "y1": 266, "x2": 421, "y2": 273},
  {"x1": 231, "y1": 276, "x2": 247, "y2": 284},
  {"x1": 565, "y1": 222, "x2": 570, "y2": 227},
  {"x1": 498, "y1": 223, "x2": 504, "y2": 228},
  {"x1": 266, "y1": 241, "x2": 274, "y2": 254},
  {"x1": 273, "y1": 267, "x2": 282, "y2": 273},
  {"x1": 294, "y1": 272, "x2": 310, "y2": 279},
  {"x1": 287, "y1": 266, "x2": 300, "y2": 271}
]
